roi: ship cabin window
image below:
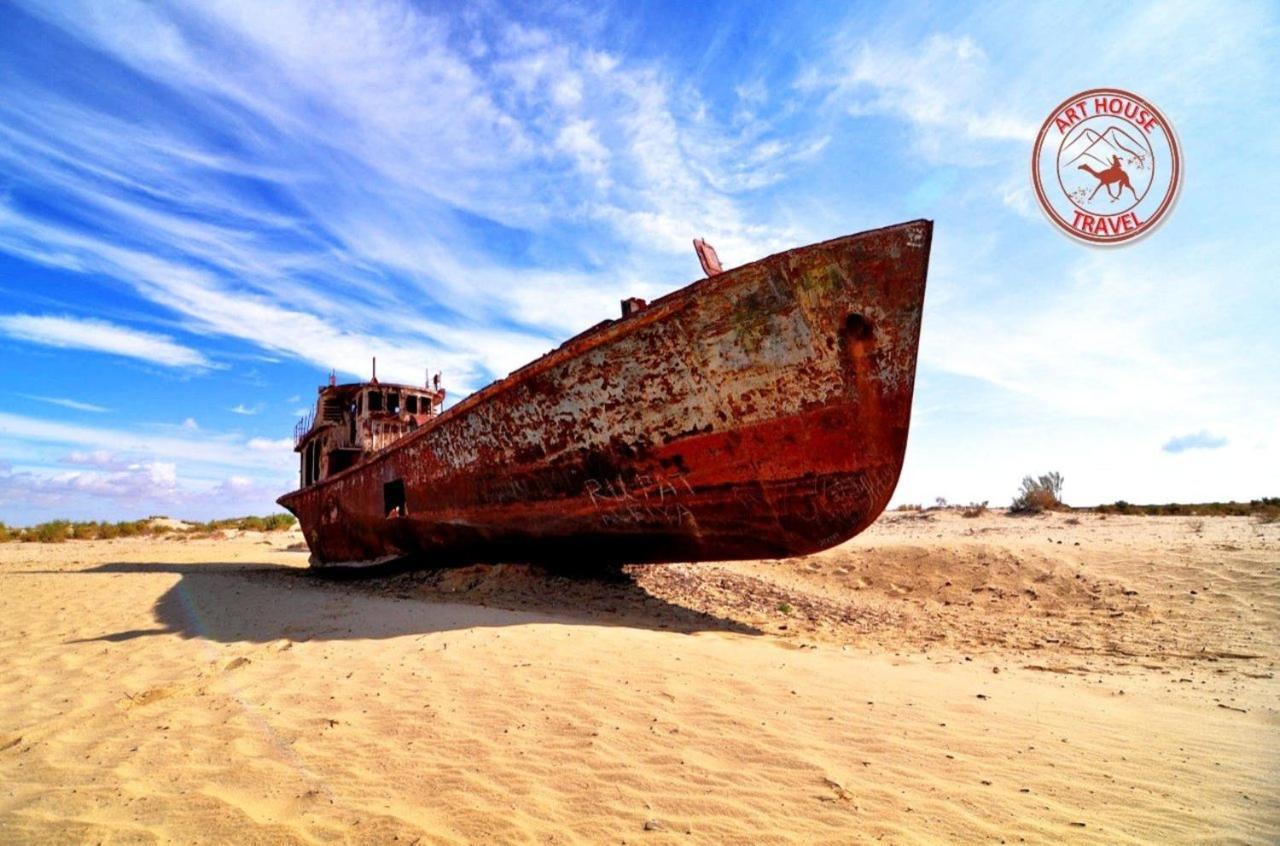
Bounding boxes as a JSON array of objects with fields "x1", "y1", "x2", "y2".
[
  {"x1": 405, "y1": 395, "x2": 418, "y2": 414},
  {"x1": 367, "y1": 390, "x2": 383, "y2": 413},
  {"x1": 388, "y1": 391, "x2": 401, "y2": 414},
  {"x1": 383, "y1": 479, "x2": 407, "y2": 518}
]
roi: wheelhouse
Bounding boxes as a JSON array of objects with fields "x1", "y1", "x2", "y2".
[{"x1": 294, "y1": 369, "x2": 445, "y2": 488}]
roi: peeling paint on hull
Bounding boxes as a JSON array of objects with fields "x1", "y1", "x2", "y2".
[{"x1": 278, "y1": 220, "x2": 933, "y2": 568}]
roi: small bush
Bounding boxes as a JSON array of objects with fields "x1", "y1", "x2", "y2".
[
  {"x1": 1010, "y1": 472, "x2": 1064, "y2": 515},
  {"x1": 117, "y1": 520, "x2": 145, "y2": 537},
  {"x1": 238, "y1": 516, "x2": 264, "y2": 532},
  {"x1": 961, "y1": 501, "x2": 989, "y2": 518},
  {"x1": 896, "y1": 503, "x2": 923, "y2": 512},
  {"x1": 180, "y1": 514, "x2": 293, "y2": 534},
  {"x1": 261, "y1": 513, "x2": 296, "y2": 531},
  {"x1": 1094, "y1": 497, "x2": 1279, "y2": 518},
  {"x1": 28, "y1": 520, "x2": 73, "y2": 543},
  {"x1": 4, "y1": 513, "x2": 300, "y2": 541}
]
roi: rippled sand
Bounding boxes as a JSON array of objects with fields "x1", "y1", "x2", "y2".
[{"x1": 1, "y1": 512, "x2": 1276, "y2": 844}]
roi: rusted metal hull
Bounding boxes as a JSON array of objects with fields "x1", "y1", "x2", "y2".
[{"x1": 278, "y1": 220, "x2": 932, "y2": 568}]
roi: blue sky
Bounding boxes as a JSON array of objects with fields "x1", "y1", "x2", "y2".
[{"x1": 1, "y1": 0, "x2": 1277, "y2": 523}]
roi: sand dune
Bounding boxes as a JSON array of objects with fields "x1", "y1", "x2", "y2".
[{"x1": 1, "y1": 512, "x2": 1277, "y2": 843}]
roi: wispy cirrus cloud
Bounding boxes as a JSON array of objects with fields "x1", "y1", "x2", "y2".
[
  {"x1": 798, "y1": 33, "x2": 1038, "y2": 164},
  {"x1": 19, "y1": 394, "x2": 111, "y2": 413},
  {"x1": 0, "y1": 0, "x2": 818, "y2": 392},
  {"x1": 0, "y1": 314, "x2": 213, "y2": 369}
]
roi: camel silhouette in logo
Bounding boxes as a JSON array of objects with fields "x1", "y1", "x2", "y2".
[{"x1": 1078, "y1": 155, "x2": 1137, "y2": 202}]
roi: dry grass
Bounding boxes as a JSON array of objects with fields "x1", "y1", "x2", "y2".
[{"x1": 2, "y1": 515, "x2": 296, "y2": 543}]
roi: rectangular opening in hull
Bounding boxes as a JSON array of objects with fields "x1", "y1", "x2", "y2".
[{"x1": 383, "y1": 479, "x2": 406, "y2": 518}]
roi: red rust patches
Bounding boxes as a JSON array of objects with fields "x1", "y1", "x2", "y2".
[{"x1": 280, "y1": 220, "x2": 932, "y2": 567}]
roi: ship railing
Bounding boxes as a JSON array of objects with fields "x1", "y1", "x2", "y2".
[{"x1": 293, "y1": 408, "x2": 315, "y2": 448}]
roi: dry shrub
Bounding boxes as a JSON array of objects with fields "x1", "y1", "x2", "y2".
[
  {"x1": 27, "y1": 521, "x2": 72, "y2": 543},
  {"x1": 1010, "y1": 472, "x2": 1065, "y2": 515},
  {"x1": 961, "y1": 501, "x2": 989, "y2": 518}
]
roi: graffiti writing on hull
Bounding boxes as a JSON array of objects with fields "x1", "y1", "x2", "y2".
[
  {"x1": 804, "y1": 466, "x2": 898, "y2": 525},
  {"x1": 585, "y1": 473, "x2": 697, "y2": 528}
]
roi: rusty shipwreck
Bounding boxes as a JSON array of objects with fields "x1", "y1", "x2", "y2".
[{"x1": 278, "y1": 219, "x2": 932, "y2": 568}]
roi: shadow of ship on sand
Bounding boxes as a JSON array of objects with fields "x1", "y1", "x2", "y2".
[{"x1": 68, "y1": 560, "x2": 762, "y2": 645}]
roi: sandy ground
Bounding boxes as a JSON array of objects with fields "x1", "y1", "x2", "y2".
[{"x1": 0, "y1": 512, "x2": 1277, "y2": 844}]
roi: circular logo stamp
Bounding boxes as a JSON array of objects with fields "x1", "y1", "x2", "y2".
[{"x1": 1032, "y1": 88, "x2": 1180, "y2": 244}]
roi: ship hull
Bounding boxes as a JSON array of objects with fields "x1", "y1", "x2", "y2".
[{"x1": 279, "y1": 220, "x2": 932, "y2": 568}]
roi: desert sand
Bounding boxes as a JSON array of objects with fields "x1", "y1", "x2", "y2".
[{"x1": 1, "y1": 511, "x2": 1277, "y2": 844}]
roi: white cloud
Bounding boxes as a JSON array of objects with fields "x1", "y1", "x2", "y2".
[
  {"x1": 0, "y1": 1, "x2": 837, "y2": 396},
  {"x1": 800, "y1": 33, "x2": 1036, "y2": 165},
  {"x1": 229, "y1": 403, "x2": 262, "y2": 416},
  {"x1": 0, "y1": 411, "x2": 298, "y2": 520},
  {"x1": 556, "y1": 118, "x2": 610, "y2": 186},
  {"x1": 247, "y1": 437, "x2": 293, "y2": 452},
  {"x1": 0, "y1": 459, "x2": 290, "y2": 519},
  {"x1": 19, "y1": 394, "x2": 110, "y2": 413},
  {"x1": 0, "y1": 411, "x2": 294, "y2": 471},
  {"x1": 0, "y1": 313, "x2": 213, "y2": 369},
  {"x1": 64, "y1": 449, "x2": 130, "y2": 469},
  {"x1": 0, "y1": 460, "x2": 178, "y2": 504}
]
